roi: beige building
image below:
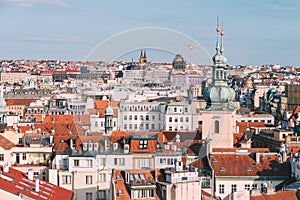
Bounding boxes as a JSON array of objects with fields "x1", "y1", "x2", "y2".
[{"x1": 1, "y1": 71, "x2": 29, "y2": 84}]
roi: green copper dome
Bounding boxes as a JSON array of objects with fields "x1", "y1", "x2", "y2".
[{"x1": 105, "y1": 104, "x2": 113, "y2": 116}]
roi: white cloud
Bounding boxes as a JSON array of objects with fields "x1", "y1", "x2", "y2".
[{"x1": 0, "y1": 0, "x2": 71, "y2": 8}]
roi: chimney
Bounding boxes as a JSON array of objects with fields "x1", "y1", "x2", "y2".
[
  {"x1": 35, "y1": 177, "x2": 40, "y2": 192},
  {"x1": 256, "y1": 152, "x2": 260, "y2": 164},
  {"x1": 28, "y1": 169, "x2": 33, "y2": 181},
  {"x1": 175, "y1": 161, "x2": 183, "y2": 172},
  {"x1": 3, "y1": 163, "x2": 9, "y2": 173}
]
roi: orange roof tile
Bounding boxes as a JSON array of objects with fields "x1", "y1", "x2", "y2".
[
  {"x1": 236, "y1": 122, "x2": 266, "y2": 133},
  {"x1": 250, "y1": 189, "x2": 298, "y2": 200},
  {"x1": 0, "y1": 165, "x2": 73, "y2": 200},
  {"x1": 130, "y1": 139, "x2": 157, "y2": 153},
  {"x1": 0, "y1": 135, "x2": 15, "y2": 150},
  {"x1": 112, "y1": 170, "x2": 130, "y2": 200},
  {"x1": 111, "y1": 131, "x2": 129, "y2": 143},
  {"x1": 94, "y1": 100, "x2": 119, "y2": 109},
  {"x1": 5, "y1": 99, "x2": 37, "y2": 106},
  {"x1": 211, "y1": 153, "x2": 290, "y2": 177}
]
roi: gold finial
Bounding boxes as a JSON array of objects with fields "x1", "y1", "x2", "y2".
[
  {"x1": 220, "y1": 20, "x2": 224, "y2": 36},
  {"x1": 216, "y1": 16, "x2": 220, "y2": 32}
]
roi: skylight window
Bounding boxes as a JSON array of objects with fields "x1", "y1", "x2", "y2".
[
  {"x1": 140, "y1": 174, "x2": 146, "y2": 181},
  {"x1": 118, "y1": 189, "x2": 123, "y2": 195},
  {"x1": 116, "y1": 174, "x2": 121, "y2": 180}
]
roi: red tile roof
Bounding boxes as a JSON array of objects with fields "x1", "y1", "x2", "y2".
[
  {"x1": 0, "y1": 165, "x2": 73, "y2": 200},
  {"x1": 111, "y1": 131, "x2": 129, "y2": 143},
  {"x1": 94, "y1": 100, "x2": 119, "y2": 109},
  {"x1": 5, "y1": 99, "x2": 37, "y2": 106},
  {"x1": 236, "y1": 122, "x2": 266, "y2": 133},
  {"x1": 112, "y1": 169, "x2": 130, "y2": 200},
  {"x1": 211, "y1": 153, "x2": 290, "y2": 177},
  {"x1": 234, "y1": 133, "x2": 244, "y2": 146},
  {"x1": 0, "y1": 134, "x2": 15, "y2": 150},
  {"x1": 250, "y1": 189, "x2": 298, "y2": 200},
  {"x1": 130, "y1": 139, "x2": 157, "y2": 153}
]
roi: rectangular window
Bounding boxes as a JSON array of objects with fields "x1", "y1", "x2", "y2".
[
  {"x1": 74, "y1": 160, "x2": 79, "y2": 167},
  {"x1": 245, "y1": 184, "x2": 250, "y2": 190},
  {"x1": 124, "y1": 115, "x2": 127, "y2": 120},
  {"x1": 169, "y1": 126, "x2": 172, "y2": 131},
  {"x1": 62, "y1": 175, "x2": 72, "y2": 184},
  {"x1": 86, "y1": 175, "x2": 93, "y2": 184},
  {"x1": 22, "y1": 153, "x2": 26, "y2": 160},
  {"x1": 145, "y1": 124, "x2": 149, "y2": 130},
  {"x1": 114, "y1": 158, "x2": 125, "y2": 166},
  {"x1": 124, "y1": 124, "x2": 127, "y2": 130},
  {"x1": 174, "y1": 117, "x2": 178, "y2": 122},
  {"x1": 129, "y1": 115, "x2": 132, "y2": 120},
  {"x1": 0, "y1": 154, "x2": 4, "y2": 161},
  {"x1": 219, "y1": 184, "x2": 225, "y2": 194},
  {"x1": 87, "y1": 160, "x2": 93, "y2": 168},
  {"x1": 86, "y1": 192, "x2": 92, "y2": 200},
  {"x1": 231, "y1": 184, "x2": 237, "y2": 193},
  {"x1": 98, "y1": 190, "x2": 106, "y2": 200},
  {"x1": 169, "y1": 117, "x2": 172, "y2": 122},
  {"x1": 34, "y1": 172, "x2": 39, "y2": 176},
  {"x1": 99, "y1": 173, "x2": 106, "y2": 182},
  {"x1": 186, "y1": 117, "x2": 189, "y2": 122},
  {"x1": 159, "y1": 158, "x2": 166, "y2": 164},
  {"x1": 98, "y1": 158, "x2": 106, "y2": 166},
  {"x1": 152, "y1": 115, "x2": 155, "y2": 120},
  {"x1": 42, "y1": 172, "x2": 46, "y2": 180},
  {"x1": 129, "y1": 124, "x2": 132, "y2": 129},
  {"x1": 134, "y1": 115, "x2": 137, "y2": 120},
  {"x1": 151, "y1": 124, "x2": 155, "y2": 130},
  {"x1": 146, "y1": 115, "x2": 149, "y2": 120},
  {"x1": 180, "y1": 117, "x2": 183, "y2": 122},
  {"x1": 134, "y1": 124, "x2": 138, "y2": 129},
  {"x1": 252, "y1": 184, "x2": 257, "y2": 189},
  {"x1": 185, "y1": 107, "x2": 188, "y2": 112}
]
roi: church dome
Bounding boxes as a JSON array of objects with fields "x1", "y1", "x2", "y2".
[
  {"x1": 212, "y1": 53, "x2": 227, "y2": 66},
  {"x1": 209, "y1": 85, "x2": 235, "y2": 103},
  {"x1": 173, "y1": 54, "x2": 185, "y2": 63}
]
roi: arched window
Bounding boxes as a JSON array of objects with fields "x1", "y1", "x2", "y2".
[{"x1": 214, "y1": 120, "x2": 219, "y2": 134}]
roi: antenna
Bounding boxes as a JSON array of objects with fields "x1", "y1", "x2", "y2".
[{"x1": 188, "y1": 42, "x2": 194, "y2": 65}]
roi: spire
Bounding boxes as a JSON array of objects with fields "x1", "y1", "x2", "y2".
[
  {"x1": 215, "y1": 16, "x2": 221, "y2": 53},
  {"x1": 143, "y1": 50, "x2": 147, "y2": 59},
  {"x1": 140, "y1": 50, "x2": 143, "y2": 58},
  {"x1": 220, "y1": 20, "x2": 224, "y2": 55}
]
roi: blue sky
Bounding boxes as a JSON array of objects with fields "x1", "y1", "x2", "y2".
[{"x1": 0, "y1": 0, "x2": 299, "y2": 66}]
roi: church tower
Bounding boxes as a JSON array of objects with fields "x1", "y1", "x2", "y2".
[
  {"x1": 0, "y1": 89, "x2": 7, "y2": 132},
  {"x1": 202, "y1": 19, "x2": 237, "y2": 150},
  {"x1": 104, "y1": 101, "x2": 114, "y2": 135}
]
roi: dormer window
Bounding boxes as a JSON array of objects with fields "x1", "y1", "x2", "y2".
[{"x1": 139, "y1": 140, "x2": 147, "y2": 149}]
